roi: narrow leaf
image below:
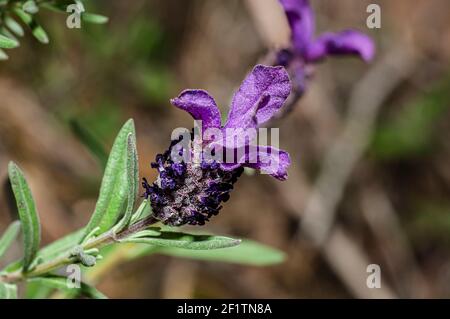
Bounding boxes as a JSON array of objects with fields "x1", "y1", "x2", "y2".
[
  {"x1": 8, "y1": 162, "x2": 41, "y2": 271},
  {"x1": 122, "y1": 230, "x2": 241, "y2": 250},
  {"x1": 22, "y1": 0, "x2": 39, "y2": 14},
  {"x1": 0, "y1": 34, "x2": 19, "y2": 49},
  {"x1": 81, "y1": 13, "x2": 109, "y2": 24},
  {"x1": 82, "y1": 119, "x2": 136, "y2": 240},
  {"x1": 0, "y1": 283, "x2": 18, "y2": 299},
  {"x1": 114, "y1": 133, "x2": 138, "y2": 232},
  {"x1": 5, "y1": 17, "x2": 25, "y2": 37},
  {"x1": 156, "y1": 240, "x2": 285, "y2": 266},
  {"x1": 0, "y1": 221, "x2": 21, "y2": 260},
  {"x1": 0, "y1": 49, "x2": 9, "y2": 60},
  {"x1": 28, "y1": 276, "x2": 107, "y2": 299}
]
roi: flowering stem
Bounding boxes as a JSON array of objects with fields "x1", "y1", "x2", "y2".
[{"x1": 0, "y1": 215, "x2": 159, "y2": 284}]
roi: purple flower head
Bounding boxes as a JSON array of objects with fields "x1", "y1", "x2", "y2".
[
  {"x1": 143, "y1": 65, "x2": 292, "y2": 226},
  {"x1": 278, "y1": 0, "x2": 375, "y2": 92}
]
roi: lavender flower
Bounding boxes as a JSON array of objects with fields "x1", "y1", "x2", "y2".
[
  {"x1": 278, "y1": 0, "x2": 375, "y2": 93},
  {"x1": 143, "y1": 65, "x2": 292, "y2": 226}
]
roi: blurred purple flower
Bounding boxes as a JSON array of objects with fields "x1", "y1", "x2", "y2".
[
  {"x1": 278, "y1": 0, "x2": 375, "y2": 93},
  {"x1": 143, "y1": 65, "x2": 292, "y2": 226}
]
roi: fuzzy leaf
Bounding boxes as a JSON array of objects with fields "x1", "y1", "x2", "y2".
[
  {"x1": 114, "y1": 133, "x2": 139, "y2": 232},
  {"x1": 8, "y1": 162, "x2": 41, "y2": 271},
  {"x1": 0, "y1": 221, "x2": 21, "y2": 260},
  {"x1": 27, "y1": 276, "x2": 107, "y2": 299},
  {"x1": 122, "y1": 230, "x2": 241, "y2": 250},
  {"x1": 0, "y1": 34, "x2": 19, "y2": 49},
  {"x1": 82, "y1": 119, "x2": 136, "y2": 240},
  {"x1": 0, "y1": 283, "x2": 17, "y2": 299}
]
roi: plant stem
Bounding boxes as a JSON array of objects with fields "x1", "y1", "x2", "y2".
[{"x1": 0, "y1": 215, "x2": 159, "y2": 284}]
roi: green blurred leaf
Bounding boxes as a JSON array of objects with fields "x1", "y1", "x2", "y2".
[
  {"x1": 8, "y1": 162, "x2": 41, "y2": 272},
  {"x1": 28, "y1": 276, "x2": 107, "y2": 299},
  {"x1": 0, "y1": 49, "x2": 8, "y2": 60},
  {"x1": 69, "y1": 119, "x2": 108, "y2": 169},
  {"x1": 14, "y1": 8, "x2": 49, "y2": 44},
  {"x1": 5, "y1": 17, "x2": 25, "y2": 37},
  {"x1": 0, "y1": 283, "x2": 17, "y2": 299},
  {"x1": 0, "y1": 34, "x2": 19, "y2": 49},
  {"x1": 122, "y1": 229, "x2": 241, "y2": 250},
  {"x1": 371, "y1": 78, "x2": 450, "y2": 160},
  {"x1": 82, "y1": 119, "x2": 136, "y2": 240},
  {"x1": 22, "y1": 0, "x2": 39, "y2": 14},
  {"x1": 81, "y1": 13, "x2": 108, "y2": 24},
  {"x1": 0, "y1": 221, "x2": 21, "y2": 260},
  {"x1": 26, "y1": 280, "x2": 54, "y2": 299},
  {"x1": 114, "y1": 133, "x2": 139, "y2": 232}
]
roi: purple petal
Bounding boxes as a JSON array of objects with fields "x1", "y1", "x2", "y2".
[
  {"x1": 220, "y1": 146, "x2": 291, "y2": 181},
  {"x1": 305, "y1": 30, "x2": 375, "y2": 62},
  {"x1": 279, "y1": 0, "x2": 315, "y2": 54},
  {"x1": 224, "y1": 65, "x2": 291, "y2": 129},
  {"x1": 170, "y1": 90, "x2": 222, "y2": 129}
]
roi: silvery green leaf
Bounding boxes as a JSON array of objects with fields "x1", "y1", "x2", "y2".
[
  {"x1": 8, "y1": 162, "x2": 41, "y2": 271},
  {"x1": 27, "y1": 276, "x2": 107, "y2": 299},
  {"x1": 114, "y1": 133, "x2": 139, "y2": 232},
  {"x1": 82, "y1": 119, "x2": 136, "y2": 240},
  {"x1": 0, "y1": 283, "x2": 17, "y2": 299},
  {"x1": 122, "y1": 230, "x2": 241, "y2": 250},
  {"x1": 22, "y1": 0, "x2": 39, "y2": 14},
  {"x1": 0, "y1": 34, "x2": 19, "y2": 49},
  {"x1": 14, "y1": 8, "x2": 49, "y2": 44},
  {"x1": 5, "y1": 17, "x2": 25, "y2": 37},
  {"x1": 0, "y1": 221, "x2": 21, "y2": 260}
]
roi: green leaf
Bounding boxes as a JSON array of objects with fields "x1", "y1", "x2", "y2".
[
  {"x1": 0, "y1": 221, "x2": 21, "y2": 260},
  {"x1": 0, "y1": 49, "x2": 9, "y2": 60},
  {"x1": 5, "y1": 17, "x2": 25, "y2": 37},
  {"x1": 81, "y1": 13, "x2": 109, "y2": 24},
  {"x1": 27, "y1": 276, "x2": 107, "y2": 299},
  {"x1": 130, "y1": 199, "x2": 152, "y2": 224},
  {"x1": 0, "y1": 283, "x2": 18, "y2": 299},
  {"x1": 156, "y1": 240, "x2": 286, "y2": 266},
  {"x1": 14, "y1": 8, "x2": 49, "y2": 44},
  {"x1": 8, "y1": 162, "x2": 41, "y2": 271},
  {"x1": 82, "y1": 119, "x2": 136, "y2": 240},
  {"x1": 0, "y1": 34, "x2": 19, "y2": 49},
  {"x1": 114, "y1": 133, "x2": 139, "y2": 232},
  {"x1": 69, "y1": 119, "x2": 108, "y2": 169},
  {"x1": 122, "y1": 229, "x2": 241, "y2": 250},
  {"x1": 22, "y1": 0, "x2": 39, "y2": 14}
]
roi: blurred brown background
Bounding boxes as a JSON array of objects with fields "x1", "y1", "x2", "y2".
[{"x1": 1, "y1": 0, "x2": 450, "y2": 298}]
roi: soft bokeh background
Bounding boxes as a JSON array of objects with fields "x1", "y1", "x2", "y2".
[{"x1": 1, "y1": 0, "x2": 450, "y2": 298}]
